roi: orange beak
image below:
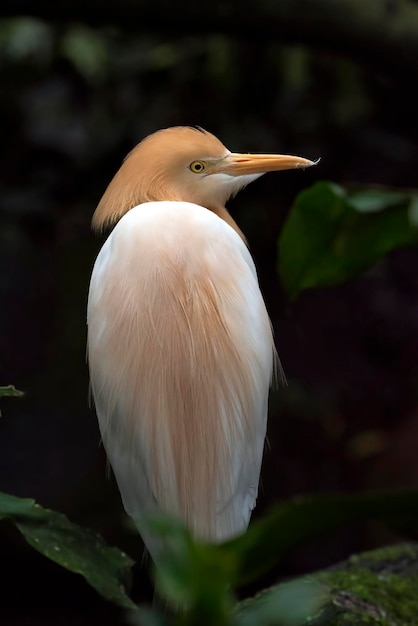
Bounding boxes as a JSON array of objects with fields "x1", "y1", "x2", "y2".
[{"x1": 218, "y1": 152, "x2": 318, "y2": 176}]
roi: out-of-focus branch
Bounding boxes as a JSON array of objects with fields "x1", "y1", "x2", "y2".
[{"x1": 2, "y1": 0, "x2": 418, "y2": 76}]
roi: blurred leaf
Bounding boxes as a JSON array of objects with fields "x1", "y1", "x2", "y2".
[
  {"x1": 136, "y1": 490, "x2": 418, "y2": 621},
  {"x1": 0, "y1": 491, "x2": 136, "y2": 609},
  {"x1": 346, "y1": 429, "x2": 388, "y2": 461},
  {"x1": 0, "y1": 384, "x2": 24, "y2": 397},
  {"x1": 348, "y1": 188, "x2": 409, "y2": 213},
  {"x1": 139, "y1": 513, "x2": 236, "y2": 624},
  {"x1": 143, "y1": 514, "x2": 199, "y2": 606},
  {"x1": 125, "y1": 606, "x2": 171, "y2": 626},
  {"x1": 235, "y1": 578, "x2": 328, "y2": 626},
  {"x1": 278, "y1": 181, "x2": 418, "y2": 299},
  {"x1": 0, "y1": 17, "x2": 52, "y2": 64},
  {"x1": 60, "y1": 25, "x2": 108, "y2": 82},
  {"x1": 220, "y1": 489, "x2": 418, "y2": 586},
  {"x1": 408, "y1": 195, "x2": 418, "y2": 227},
  {"x1": 148, "y1": 42, "x2": 179, "y2": 70}
]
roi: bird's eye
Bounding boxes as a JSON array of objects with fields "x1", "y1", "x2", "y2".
[{"x1": 189, "y1": 160, "x2": 206, "y2": 173}]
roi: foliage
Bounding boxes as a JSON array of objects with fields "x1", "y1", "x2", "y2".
[
  {"x1": 1, "y1": 1, "x2": 418, "y2": 623},
  {"x1": 219, "y1": 489, "x2": 418, "y2": 586},
  {"x1": 0, "y1": 384, "x2": 24, "y2": 397},
  {"x1": 2, "y1": 486, "x2": 418, "y2": 623},
  {"x1": 2, "y1": 180, "x2": 418, "y2": 623},
  {"x1": 279, "y1": 182, "x2": 418, "y2": 300},
  {"x1": 0, "y1": 491, "x2": 135, "y2": 610}
]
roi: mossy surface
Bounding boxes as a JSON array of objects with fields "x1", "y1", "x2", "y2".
[{"x1": 312, "y1": 542, "x2": 418, "y2": 625}]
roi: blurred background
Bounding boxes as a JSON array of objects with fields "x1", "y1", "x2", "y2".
[{"x1": 1, "y1": 1, "x2": 418, "y2": 623}]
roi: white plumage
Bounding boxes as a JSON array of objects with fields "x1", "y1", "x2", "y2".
[{"x1": 87, "y1": 127, "x2": 314, "y2": 559}]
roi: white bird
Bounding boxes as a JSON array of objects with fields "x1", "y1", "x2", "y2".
[{"x1": 87, "y1": 126, "x2": 315, "y2": 560}]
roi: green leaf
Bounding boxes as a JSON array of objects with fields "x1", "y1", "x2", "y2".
[
  {"x1": 348, "y1": 188, "x2": 409, "y2": 213},
  {"x1": 236, "y1": 578, "x2": 328, "y2": 626},
  {"x1": 408, "y1": 195, "x2": 418, "y2": 227},
  {"x1": 127, "y1": 606, "x2": 172, "y2": 626},
  {"x1": 220, "y1": 489, "x2": 418, "y2": 586},
  {"x1": 143, "y1": 514, "x2": 200, "y2": 606},
  {"x1": 0, "y1": 491, "x2": 136, "y2": 609},
  {"x1": 278, "y1": 181, "x2": 418, "y2": 299},
  {"x1": 60, "y1": 25, "x2": 108, "y2": 82},
  {"x1": 139, "y1": 513, "x2": 236, "y2": 623},
  {"x1": 0, "y1": 385, "x2": 24, "y2": 397}
]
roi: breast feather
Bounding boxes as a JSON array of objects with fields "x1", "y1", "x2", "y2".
[{"x1": 87, "y1": 201, "x2": 274, "y2": 548}]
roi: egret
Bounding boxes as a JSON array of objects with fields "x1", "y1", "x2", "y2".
[{"x1": 87, "y1": 126, "x2": 315, "y2": 559}]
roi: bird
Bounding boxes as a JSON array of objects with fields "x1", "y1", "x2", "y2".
[{"x1": 87, "y1": 126, "x2": 315, "y2": 560}]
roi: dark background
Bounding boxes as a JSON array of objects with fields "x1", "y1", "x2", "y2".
[{"x1": 1, "y1": 1, "x2": 418, "y2": 623}]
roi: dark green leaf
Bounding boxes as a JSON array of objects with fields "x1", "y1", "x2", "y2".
[
  {"x1": 220, "y1": 489, "x2": 418, "y2": 586},
  {"x1": 140, "y1": 513, "x2": 236, "y2": 624},
  {"x1": 0, "y1": 491, "x2": 136, "y2": 609},
  {"x1": 0, "y1": 385, "x2": 24, "y2": 397},
  {"x1": 143, "y1": 514, "x2": 200, "y2": 606},
  {"x1": 408, "y1": 195, "x2": 418, "y2": 227},
  {"x1": 278, "y1": 181, "x2": 418, "y2": 299},
  {"x1": 236, "y1": 578, "x2": 328, "y2": 626},
  {"x1": 126, "y1": 606, "x2": 172, "y2": 626}
]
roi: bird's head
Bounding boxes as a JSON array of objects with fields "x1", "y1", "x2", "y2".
[{"x1": 92, "y1": 126, "x2": 316, "y2": 232}]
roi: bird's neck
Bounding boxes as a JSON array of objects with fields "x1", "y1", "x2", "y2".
[{"x1": 211, "y1": 205, "x2": 247, "y2": 245}]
